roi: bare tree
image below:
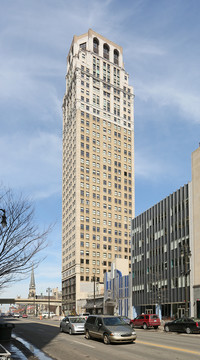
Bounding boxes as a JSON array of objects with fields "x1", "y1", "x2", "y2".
[{"x1": 0, "y1": 187, "x2": 53, "y2": 290}]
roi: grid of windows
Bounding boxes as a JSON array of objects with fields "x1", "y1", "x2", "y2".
[{"x1": 62, "y1": 31, "x2": 134, "y2": 312}]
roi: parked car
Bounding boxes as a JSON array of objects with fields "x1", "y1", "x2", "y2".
[
  {"x1": 42, "y1": 312, "x2": 48, "y2": 318},
  {"x1": 60, "y1": 316, "x2": 85, "y2": 334},
  {"x1": 164, "y1": 317, "x2": 200, "y2": 334},
  {"x1": 79, "y1": 313, "x2": 90, "y2": 320},
  {"x1": 130, "y1": 314, "x2": 161, "y2": 329},
  {"x1": 85, "y1": 315, "x2": 137, "y2": 344},
  {"x1": 22, "y1": 314, "x2": 28, "y2": 318},
  {"x1": 13, "y1": 313, "x2": 20, "y2": 318},
  {"x1": 118, "y1": 316, "x2": 131, "y2": 325},
  {"x1": 42, "y1": 312, "x2": 55, "y2": 318}
]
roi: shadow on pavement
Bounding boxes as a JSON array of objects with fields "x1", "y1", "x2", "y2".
[{"x1": 1, "y1": 317, "x2": 60, "y2": 359}]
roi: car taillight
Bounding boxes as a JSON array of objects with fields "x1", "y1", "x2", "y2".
[{"x1": 196, "y1": 322, "x2": 198, "y2": 327}]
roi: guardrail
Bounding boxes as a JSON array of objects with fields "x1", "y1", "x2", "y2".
[{"x1": 0, "y1": 344, "x2": 11, "y2": 360}]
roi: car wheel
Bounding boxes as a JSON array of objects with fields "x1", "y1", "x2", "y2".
[
  {"x1": 69, "y1": 328, "x2": 72, "y2": 335},
  {"x1": 165, "y1": 326, "x2": 170, "y2": 332},
  {"x1": 186, "y1": 327, "x2": 191, "y2": 334},
  {"x1": 85, "y1": 330, "x2": 90, "y2": 339},
  {"x1": 60, "y1": 326, "x2": 63, "y2": 333},
  {"x1": 143, "y1": 323, "x2": 147, "y2": 330},
  {"x1": 154, "y1": 326, "x2": 158, "y2": 329},
  {"x1": 103, "y1": 333, "x2": 110, "y2": 345}
]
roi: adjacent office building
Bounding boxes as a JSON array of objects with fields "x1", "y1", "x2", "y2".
[
  {"x1": 131, "y1": 146, "x2": 200, "y2": 319},
  {"x1": 62, "y1": 29, "x2": 134, "y2": 313}
]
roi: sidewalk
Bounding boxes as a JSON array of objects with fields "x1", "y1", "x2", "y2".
[{"x1": 0, "y1": 338, "x2": 37, "y2": 360}]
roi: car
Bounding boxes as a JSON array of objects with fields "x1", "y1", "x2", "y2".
[
  {"x1": 85, "y1": 315, "x2": 137, "y2": 344},
  {"x1": 130, "y1": 314, "x2": 161, "y2": 329},
  {"x1": 13, "y1": 313, "x2": 20, "y2": 318},
  {"x1": 60, "y1": 316, "x2": 85, "y2": 334},
  {"x1": 49, "y1": 312, "x2": 56, "y2": 318},
  {"x1": 164, "y1": 317, "x2": 200, "y2": 334},
  {"x1": 22, "y1": 314, "x2": 28, "y2": 318},
  {"x1": 42, "y1": 312, "x2": 55, "y2": 318},
  {"x1": 118, "y1": 316, "x2": 131, "y2": 325},
  {"x1": 42, "y1": 312, "x2": 48, "y2": 318},
  {"x1": 79, "y1": 313, "x2": 90, "y2": 320}
]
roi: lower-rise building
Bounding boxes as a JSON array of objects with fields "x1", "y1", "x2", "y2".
[
  {"x1": 104, "y1": 259, "x2": 132, "y2": 318},
  {"x1": 131, "y1": 145, "x2": 200, "y2": 319}
]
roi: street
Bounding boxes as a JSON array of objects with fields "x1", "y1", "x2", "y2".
[{"x1": 8, "y1": 318, "x2": 200, "y2": 360}]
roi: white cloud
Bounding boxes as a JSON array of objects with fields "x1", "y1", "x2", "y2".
[
  {"x1": 134, "y1": 149, "x2": 172, "y2": 181},
  {"x1": 136, "y1": 80, "x2": 200, "y2": 123}
]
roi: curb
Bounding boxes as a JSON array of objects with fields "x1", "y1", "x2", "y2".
[{"x1": 11, "y1": 338, "x2": 39, "y2": 360}]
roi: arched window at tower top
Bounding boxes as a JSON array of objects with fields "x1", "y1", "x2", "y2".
[
  {"x1": 103, "y1": 43, "x2": 110, "y2": 60},
  {"x1": 114, "y1": 49, "x2": 119, "y2": 65},
  {"x1": 93, "y1": 38, "x2": 99, "y2": 54}
]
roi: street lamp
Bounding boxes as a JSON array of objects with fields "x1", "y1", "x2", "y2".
[
  {"x1": 93, "y1": 275, "x2": 96, "y2": 314},
  {"x1": 0, "y1": 209, "x2": 7, "y2": 228},
  {"x1": 181, "y1": 243, "x2": 191, "y2": 317},
  {"x1": 46, "y1": 287, "x2": 52, "y2": 319}
]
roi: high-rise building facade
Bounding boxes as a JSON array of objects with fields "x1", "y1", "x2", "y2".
[
  {"x1": 62, "y1": 29, "x2": 134, "y2": 313},
  {"x1": 131, "y1": 146, "x2": 200, "y2": 319},
  {"x1": 131, "y1": 184, "x2": 190, "y2": 319}
]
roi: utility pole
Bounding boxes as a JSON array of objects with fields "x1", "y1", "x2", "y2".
[
  {"x1": 93, "y1": 275, "x2": 96, "y2": 314},
  {"x1": 46, "y1": 287, "x2": 52, "y2": 319},
  {"x1": 34, "y1": 295, "x2": 36, "y2": 317},
  {"x1": 181, "y1": 244, "x2": 191, "y2": 317}
]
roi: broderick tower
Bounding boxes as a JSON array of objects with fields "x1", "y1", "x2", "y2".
[{"x1": 62, "y1": 29, "x2": 134, "y2": 313}]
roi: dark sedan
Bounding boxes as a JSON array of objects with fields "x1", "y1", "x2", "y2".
[{"x1": 164, "y1": 317, "x2": 200, "y2": 334}]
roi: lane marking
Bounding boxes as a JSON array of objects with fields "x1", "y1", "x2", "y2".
[
  {"x1": 73, "y1": 340, "x2": 95, "y2": 348},
  {"x1": 19, "y1": 321, "x2": 200, "y2": 354},
  {"x1": 136, "y1": 340, "x2": 200, "y2": 355}
]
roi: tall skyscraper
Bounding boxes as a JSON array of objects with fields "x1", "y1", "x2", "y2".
[{"x1": 62, "y1": 29, "x2": 134, "y2": 313}]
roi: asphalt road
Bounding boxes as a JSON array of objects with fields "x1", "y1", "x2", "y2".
[{"x1": 7, "y1": 317, "x2": 200, "y2": 360}]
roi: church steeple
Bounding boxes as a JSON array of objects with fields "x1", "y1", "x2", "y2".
[{"x1": 28, "y1": 266, "x2": 36, "y2": 298}]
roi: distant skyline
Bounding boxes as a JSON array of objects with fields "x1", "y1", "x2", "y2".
[{"x1": 1, "y1": 0, "x2": 200, "y2": 299}]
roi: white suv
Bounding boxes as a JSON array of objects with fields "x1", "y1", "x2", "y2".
[
  {"x1": 79, "y1": 313, "x2": 90, "y2": 320},
  {"x1": 13, "y1": 313, "x2": 20, "y2": 318},
  {"x1": 42, "y1": 312, "x2": 55, "y2": 318}
]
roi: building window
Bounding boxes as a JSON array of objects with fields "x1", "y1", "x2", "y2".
[
  {"x1": 103, "y1": 43, "x2": 110, "y2": 60},
  {"x1": 93, "y1": 37, "x2": 99, "y2": 54},
  {"x1": 80, "y1": 42, "x2": 86, "y2": 50},
  {"x1": 114, "y1": 49, "x2": 119, "y2": 65}
]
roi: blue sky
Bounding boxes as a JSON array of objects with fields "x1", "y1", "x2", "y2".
[{"x1": 0, "y1": 0, "x2": 200, "y2": 301}]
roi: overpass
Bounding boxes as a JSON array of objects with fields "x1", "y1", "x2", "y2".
[
  {"x1": 0, "y1": 298, "x2": 62, "y2": 315},
  {"x1": 0, "y1": 298, "x2": 61, "y2": 306}
]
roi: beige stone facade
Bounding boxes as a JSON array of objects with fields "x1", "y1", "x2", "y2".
[{"x1": 62, "y1": 29, "x2": 134, "y2": 313}]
